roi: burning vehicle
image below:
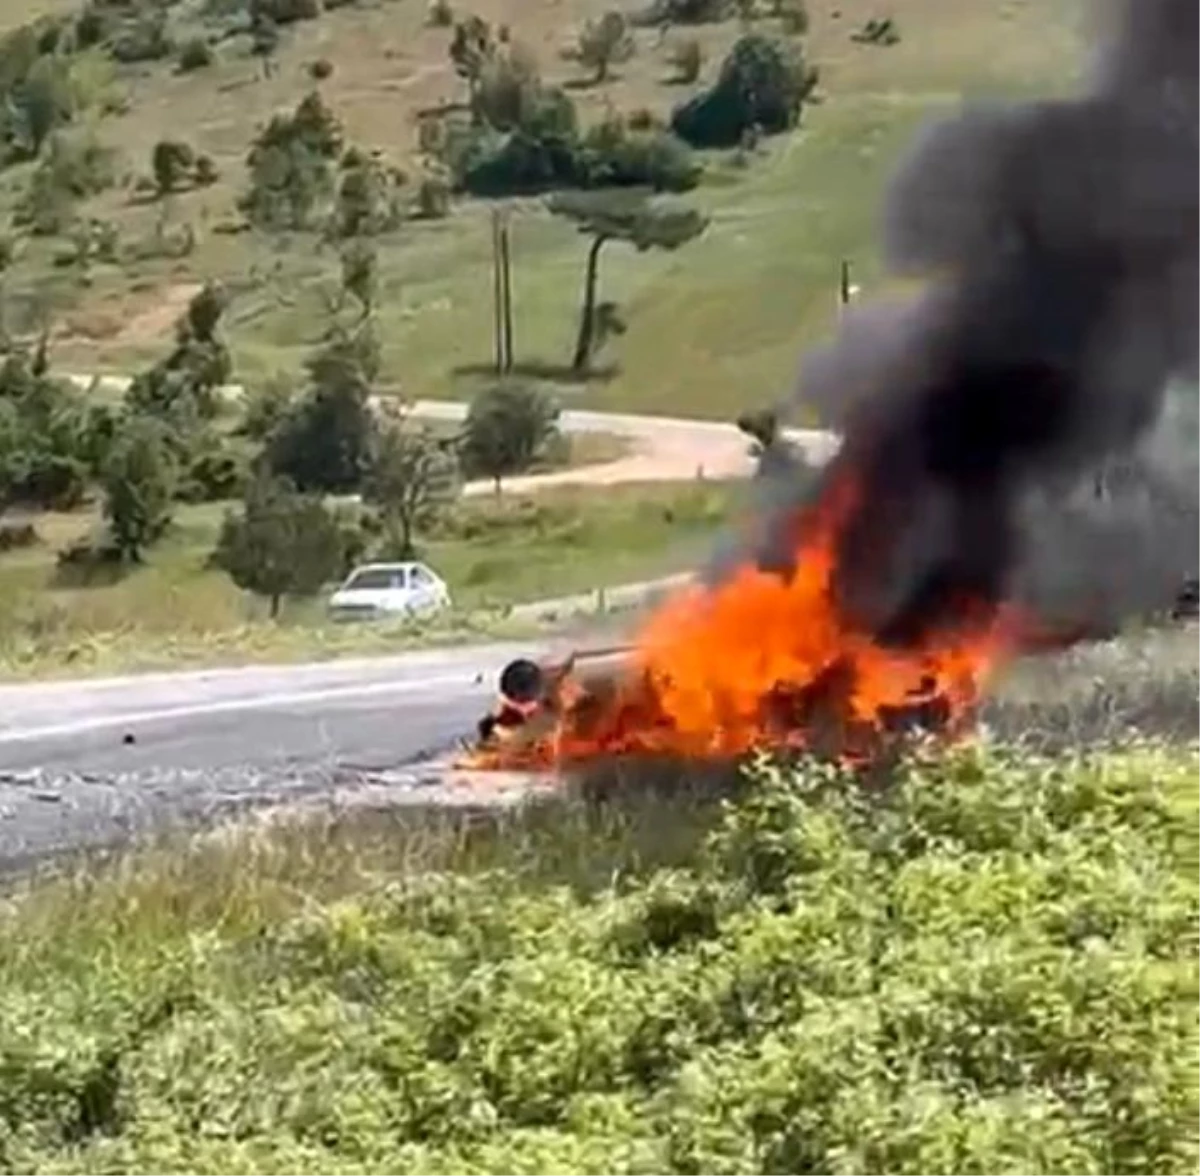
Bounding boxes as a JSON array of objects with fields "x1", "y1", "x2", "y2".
[{"x1": 465, "y1": 0, "x2": 1196, "y2": 777}]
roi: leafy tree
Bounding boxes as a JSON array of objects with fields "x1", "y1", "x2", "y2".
[
  {"x1": 416, "y1": 172, "x2": 451, "y2": 218},
  {"x1": 151, "y1": 139, "x2": 195, "y2": 197},
  {"x1": 668, "y1": 36, "x2": 703, "y2": 83},
  {"x1": 428, "y1": 0, "x2": 454, "y2": 26},
  {"x1": 577, "y1": 11, "x2": 635, "y2": 84},
  {"x1": 363, "y1": 417, "x2": 460, "y2": 556},
  {"x1": 547, "y1": 190, "x2": 708, "y2": 372},
  {"x1": 7, "y1": 55, "x2": 73, "y2": 158},
  {"x1": 639, "y1": 0, "x2": 734, "y2": 25},
  {"x1": 449, "y1": 15, "x2": 495, "y2": 105},
  {"x1": 0, "y1": 347, "x2": 109, "y2": 510},
  {"x1": 334, "y1": 148, "x2": 402, "y2": 237},
  {"x1": 193, "y1": 153, "x2": 219, "y2": 186},
  {"x1": 240, "y1": 91, "x2": 344, "y2": 230},
  {"x1": 212, "y1": 473, "x2": 346, "y2": 617},
  {"x1": 102, "y1": 415, "x2": 177, "y2": 562},
  {"x1": 250, "y1": 10, "x2": 280, "y2": 74},
  {"x1": 472, "y1": 43, "x2": 542, "y2": 131},
  {"x1": 267, "y1": 322, "x2": 379, "y2": 492},
  {"x1": 671, "y1": 31, "x2": 817, "y2": 147},
  {"x1": 110, "y1": 9, "x2": 173, "y2": 63},
  {"x1": 126, "y1": 282, "x2": 232, "y2": 425},
  {"x1": 239, "y1": 372, "x2": 294, "y2": 441},
  {"x1": 774, "y1": 0, "x2": 808, "y2": 35},
  {"x1": 253, "y1": 0, "x2": 321, "y2": 23},
  {"x1": 177, "y1": 36, "x2": 213, "y2": 71},
  {"x1": 339, "y1": 240, "x2": 377, "y2": 318},
  {"x1": 459, "y1": 382, "x2": 560, "y2": 493},
  {"x1": 577, "y1": 114, "x2": 700, "y2": 191}
]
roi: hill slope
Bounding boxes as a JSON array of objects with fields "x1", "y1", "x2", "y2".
[{"x1": 0, "y1": 0, "x2": 1082, "y2": 417}]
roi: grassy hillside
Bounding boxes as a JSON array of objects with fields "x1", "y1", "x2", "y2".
[{"x1": 0, "y1": 0, "x2": 1084, "y2": 418}]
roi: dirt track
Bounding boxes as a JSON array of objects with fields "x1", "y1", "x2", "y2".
[{"x1": 406, "y1": 400, "x2": 840, "y2": 494}]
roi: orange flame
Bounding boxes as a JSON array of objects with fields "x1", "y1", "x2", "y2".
[{"x1": 469, "y1": 470, "x2": 1032, "y2": 772}]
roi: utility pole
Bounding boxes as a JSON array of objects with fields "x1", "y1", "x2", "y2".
[
  {"x1": 491, "y1": 205, "x2": 515, "y2": 374},
  {"x1": 491, "y1": 207, "x2": 505, "y2": 374},
  {"x1": 499, "y1": 207, "x2": 514, "y2": 374},
  {"x1": 838, "y1": 258, "x2": 860, "y2": 316}
]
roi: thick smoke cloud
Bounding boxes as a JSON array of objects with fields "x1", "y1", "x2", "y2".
[{"x1": 754, "y1": 0, "x2": 1197, "y2": 641}]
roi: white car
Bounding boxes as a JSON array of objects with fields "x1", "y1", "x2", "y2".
[{"x1": 327, "y1": 561, "x2": 452, "y2": 622}]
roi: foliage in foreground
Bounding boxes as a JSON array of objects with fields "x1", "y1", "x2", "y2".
[{"x1": 0, "y1": 740, "x2": 1195, "y2": 1175}]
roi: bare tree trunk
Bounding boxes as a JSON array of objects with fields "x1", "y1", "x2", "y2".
[
  {"x1": 571, "y1": 234, "x2": 607, "y2": 374},
  {"x1": 269, "y1": 592, "x2": 281, "y2": 619}
]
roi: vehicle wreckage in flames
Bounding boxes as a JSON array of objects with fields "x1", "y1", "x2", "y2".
[
  {"x1": 462, "y1": 468, "x2": 1097, "y2": 775},
  {"x1": 462, "y1": 0, "x2": 1197, "y2": 779}
]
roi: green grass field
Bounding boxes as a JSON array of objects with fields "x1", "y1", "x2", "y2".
[
  {"x1": 0, "y1": 478, "x2": 735, "y2": 677},
  {"x1": 0, "y1": 0, "x2": 1086, "y2": 418}
]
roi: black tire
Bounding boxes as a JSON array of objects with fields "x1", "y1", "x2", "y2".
[{"x1": 499, "y1": 657, "x2": 544, "y2": 704}]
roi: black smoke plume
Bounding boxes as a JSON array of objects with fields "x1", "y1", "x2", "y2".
[{"x1": 749, "y1": 0, "x2": 1197, "y2": 643}]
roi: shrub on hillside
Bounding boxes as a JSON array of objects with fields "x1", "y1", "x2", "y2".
[
  {"x1": 15, "y1": 129, "x2": 115, "y2": 236},
  {"x1": 579, "y1": 115, "x2": 701, "y2": 191},
  {"x1": 177, "y1": 443, "x2": 248, "y2": 503},
  {"x1": 428, "y1": 0, "x2": 454, "y2": 26},
  {"x1": 334, "y1": 148, "x2": 403, "y2": 237},
  {"x1": 775, "y1": 0, "x2": 808, "y2": 35},
  {"x1": 253, "y1": 0, "x2": 321, "y2": 24},
  {"x1": 454, "y1": 84, "x2": 700, "y2": 196},
  {"x1": 415, "y1": 172, "x2": 451, "y2": 218},
  {"x1": 576, "y1": 11, "x2": 636, "y2": 84},
  {"x1": 634, "y1": 0, "x2": 735, "y2": 25},
  {"x1": 668, "y1": 35, "x2": 704, "y2": 82},
  {"x1": 176, "y1": 36, "x2": 213, "y2": 71},
  {"x1": 0, "y1": 53, "x2": 75, "y2": 161},
  {"x1": 151, "y1": 138, "x2": 195, "y2": 196},
  {"x1": 109, "y1": 10, "x2": 172, "y2": 63},
  {"x1": 671, "y1": 31, "x2": 817, "y2": 147}
]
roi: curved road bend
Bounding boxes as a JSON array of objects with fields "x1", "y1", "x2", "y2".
[{"x1": 0, "y1": 642, "x2": 540, "y2": 868}]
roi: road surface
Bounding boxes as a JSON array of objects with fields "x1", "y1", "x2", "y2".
[
  {"x1": 3, "y1": 393, "x2": 840, "y2": 867},
  {"x1": 0, "y1": 642, "x2": 542, "y2": 868}
]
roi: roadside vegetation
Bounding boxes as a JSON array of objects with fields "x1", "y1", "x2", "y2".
[
  {"x1": 1, "y1": 728, "x2": 1195, "y2": 1174},
  {"x1": 0, "y1": 477, "x2": 734, "y2": 676}
]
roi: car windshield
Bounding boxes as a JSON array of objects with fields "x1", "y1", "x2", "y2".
[{"x1": 344, "y1": 568, "x2": 407, "y2": 590}]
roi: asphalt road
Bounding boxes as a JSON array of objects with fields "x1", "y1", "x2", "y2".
[{"x1": 0, "y1": 642, "x2": 539, "y2": 868}]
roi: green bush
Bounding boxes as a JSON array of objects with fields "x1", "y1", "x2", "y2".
[
  {"x1": 176, "y1": 35, "x2": 213, "y2": 71},
  {"x1": 415, "y1": 171, "x2": 451, "y2": 218},
  {"x1": 668, "y1": 35, "x2": 704, "y2": 82},
  {"x1": 458, "y1": 92, "x2": 700, "y2": 196},
  {"x1": 671, "y1": 31, "x2": 817, "y2": 147},
  {"x1": 428, "y1": 0, "x2": 454, "y2": 26},
  {"x1": 256, "y1": 0, "x2": 321, "y2": 23},
  {"x1": 0, "y1": 740, "x2": 1194, "y2": 1173},
  {"x1": 579, "y1": 117, "x2": 701, "y2": 191},
  {"x1": 635, "y1": 0, "x2": 735, "y2": 25},
  {"x1": 109, "y1": 11, "x2": 172, "y2": 63}
]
